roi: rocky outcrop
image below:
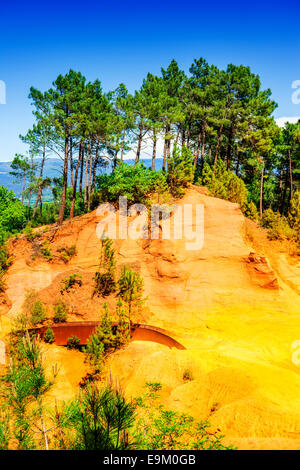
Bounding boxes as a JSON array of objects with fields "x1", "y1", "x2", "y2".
[{"x1": 245, "y1": 252, "x2": 279, "y2": 290}]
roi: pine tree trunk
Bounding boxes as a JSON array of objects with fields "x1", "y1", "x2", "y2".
[
  {"x1": 194, "y1": 133, "x2": 202, "y2": 168},
  {"x1": 186, "y1": 121, "x2": 191, "y2": 149},
  {"x1": 79, "y1": 143, "x2": 84, "y2": 196},
  {"x1": 281, "y1": 161, "x2": 289, "y2": 214},
  {"x1": 57, "y1": 136, "x2": 69, "y2": 225},
  {"x1": 92, "y1": 141, "x2": 99, "y2": 194},
  {"x1": 69, "y1": 136, "x2": 74, "y2": 189},
  {"x1": 213, "y1": 121, "x2": 225, "y2": 174},
  {"x1": 226, "y1": 122, "x2": 234, "y2": 170},
  {"x1": 70, "y1": 142, "x2": 82, "y2": 219},
  {"x1": 162, "y1": 125, "x2": 170, "y2": 172},
  {"x1": 288, "y1": 149, "x2": 293, "y2": 200},
  {"x1": 120, "y1": 129, "x2": 125, "y2": 161},
  {"x1": 152, "y1": 130, "x2": 157, "y2": 170},
  {"x1": 88, "y1": 139, "x2": 94, "y2": 211},
  {"x1": 135, "y1": 122, "x2": 143, "y2": 164},
  {"x1": 84, "y1": 140, "x2": 90, "y2": 207},
  {"x1": 33, "y1": 143, "x2": 46, "y2": 219},
  {"x1": 260, "y1": 163, "x2": 264, "y2": 218}
]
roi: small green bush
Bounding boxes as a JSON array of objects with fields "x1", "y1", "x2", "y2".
[
  {"x1": 93, "y1": 238, "x2": 116, "y2": 298},
  {"x1": 288, "y1": 191, "x2": 300, "y2": 244},
  {"x1": 24, "y1": 223, "x2": 41, "y2": 242},
  {"x1": 40, "y1": 240, "x2": 53, "y2": 261},
  {"x1": 243, "y1": 201, "x2": 259, "y2": 221},
  {"x1": 261, "y1": 208, "x2": 295, "y2": 240},
  {"x1": 118, "y1": 266, "x2": 144, "y2": 319},
  {"x1": 167, "y1": 145, "x2": 194, "y2": 197},
  {"x1": 53, "y1": 301, "x2": 68, "y2": 323},
  {"x1": 57, "y1": 245, "x2": 77, "y2": 263},
  {"x1": 30, "y1": 300, "x2": 47, "y2": 325},
  {"x1": 60, "y1": 274, "x2": 82, "y2": 294},
  {"x1": 67, "y1": 335, "x2": 81, "y2": 350},
  {"x1": 95, "y1": 162, "x2": 168, "y2": 206},
  {"x1": 44, "y1": 327, "x2": 55, "y2": 344},
  {"x1": 196, "y1": 160, "x2": 248, "y2": 207}
]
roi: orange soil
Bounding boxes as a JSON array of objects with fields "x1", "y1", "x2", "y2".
[{"x1": 1, "y1": 186, "x2": 300, "y2": 450}]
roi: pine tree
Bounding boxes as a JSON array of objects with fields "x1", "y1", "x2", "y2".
[{"x1": 118, "y1": 266, "x2": 144, "y2": 321}]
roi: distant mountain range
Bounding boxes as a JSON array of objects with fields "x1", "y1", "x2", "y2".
[{"x1": 0, "y1": 157, "x2": 163, "y2": 199}]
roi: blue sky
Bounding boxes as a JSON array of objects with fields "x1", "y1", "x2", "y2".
[{"x1": 0, "y1": 0, "x2": 299, "y2": 161}]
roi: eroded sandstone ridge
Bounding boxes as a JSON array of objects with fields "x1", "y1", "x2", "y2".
[{"x1": 1, "y1": 187, "x2": 300, "y2": 450}]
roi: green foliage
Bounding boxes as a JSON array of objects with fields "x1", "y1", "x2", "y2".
[
  {"x1": 67, "y1": 335, "x2": 81, "y2": 350},
  {"x1": 23, "y1": 223, "x2": 41, "y2": 242},
  {"x1": 53, "y1": 301, "x2": 68, "y2": 323},
  {"x1": 84, "y1": 302, "x2": 130, "y2": 372},
  {"x1": 84, "y1": 333, "x2": 105, "y2": 372},
  {"x1": 133, "y1": 382, "x2": 234, "y2": 450},
  {"x1": 66, "y1": 383, "x2": 135, "y2": 450},
  {"x1": 0, "y1": 413, "x2": 10, "y2": 450},
  {"x1": 243, "y1": 200, "x2": 259, "y2": 221},
  {"x1": 167, "y1": 145, "x2": 194, "y2": 197},
  {"x1": 93, "y1": 237, "x2": 116, "y2": 297},
  {"x1": 60, "y1": 274, "x2": 83, "y2": 294},
  {"x1": 30, "y1": 300, "x2": 47, "y2": 326},
  {"x1": 288, "y1": 191, "x2": 300, "y2": 244},
  {"x1": 40, "y1": 240, "x2": 53, "y2": 261},
  {"x1": 118, "y1": 265, "x2": 144, "y2": 319},
  {"x1": 44, "y1": 327, "x2": 55, "y2": 344},
  {"x1": 95, "y1": 163, "x2": 168, "y2": 206},
  {"x1": 0, "y1": 243, "x2": 12, "y2": 294},
  {"x1": 197, "y1": 160, "x2": 248, "y2": 207},
  {"x1": 261, "y1": 208, "x2": 296, "y2": 240},
  {"x1": 57, "y1": 245, "x2": 77, "y2": 263},
  {"x1": 114, "y1": 298, "x2": 131, "y2": 348},
  {"x1": 0, "y1": 332, "x2": 55, "y2": 450},
  {"x1": 0, "y1": 186, "x2": 26, "y2": 233}
]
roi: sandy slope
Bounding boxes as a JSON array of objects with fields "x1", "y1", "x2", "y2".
[{"x1": 1, "y1": 186, "x2": 300, "y2": 449}]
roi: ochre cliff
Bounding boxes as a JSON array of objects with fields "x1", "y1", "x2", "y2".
[{"x1": 1, "y1": 187, "x2": 300, "y2": 450}]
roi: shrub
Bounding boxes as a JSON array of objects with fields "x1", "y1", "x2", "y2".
[
  {"x1": 84, "y1": 302, "x2": 130, "y2": 371},
  {"x1": 243, "y1": 201, "x2": 259, "y2": 221},
  {"x1": 0, "y1": 278, "x2": 6, "y2": 293},
  {"x1": 12, "y1": 312, "x2": 31, "y2": 334},
  {"x1": 93, "y1": 238, "x2": 116, "y2": 298},
  {"x1": 0, "y1": 244, "x2": 12, "y2": 295},
  {"x1": 60, "y1": 274, "x2": 82, "y2": 294},
  {"x1": 133, "y1": 382, "x2": 234, "y2": 450},
  {"x1": 167, "y1": 145, "x2": 194, "y2": 197},
  {"x1": 0, "y1": 244, "x2": 12, "y2": 272},
  {"x1": 44, "y1": 327, "x2": 55, "y2": 344},
  {"x1": 0, "y1": 186, "x2": 26, "y2": 233},
  {"x1": 30, "y1": 300, "x2": 47, "y2": 326},
  {"x1": 183, "y1": 368, "x2": 193, "y2": 382},
  {"x1": 288, "y1": 191, "x2": 300, "y2": 244},
  {"x1": 40, "y1": 240, "x2": 53, "y2": 261},
  {"x1": 196, "y1": 160, "x2": 248, "y2": 207},
  {"x1": 95, "y1": 162, "x2": 168, "y2": 206},
  {"x1": 53, "y1": 301, "x2": 68, "y2": 323},
  {"x1": 114, "y1": 299, "x2": 131, "y2": 348},
  {"x1": 66, "y1": 383, "x2": 135, "y2": 450},
  {"x1": 261, "y1": 208, "x2": 295, "y2": 240},
  {"x1": 24, "y1": 223, "x2": 41, "y2": 242},
  {"x1": 84, "y1": 333, "x2": 105, "y2": 371},
  {"x1": 118, "y1": 266, "x2": 144, "y2": 319},
  {"x1": 57, "y1": 245, "x2": 77, "y2": 263},
  {"x1": 67, "y1": 335, "x2": 81, "y2": 350}
]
